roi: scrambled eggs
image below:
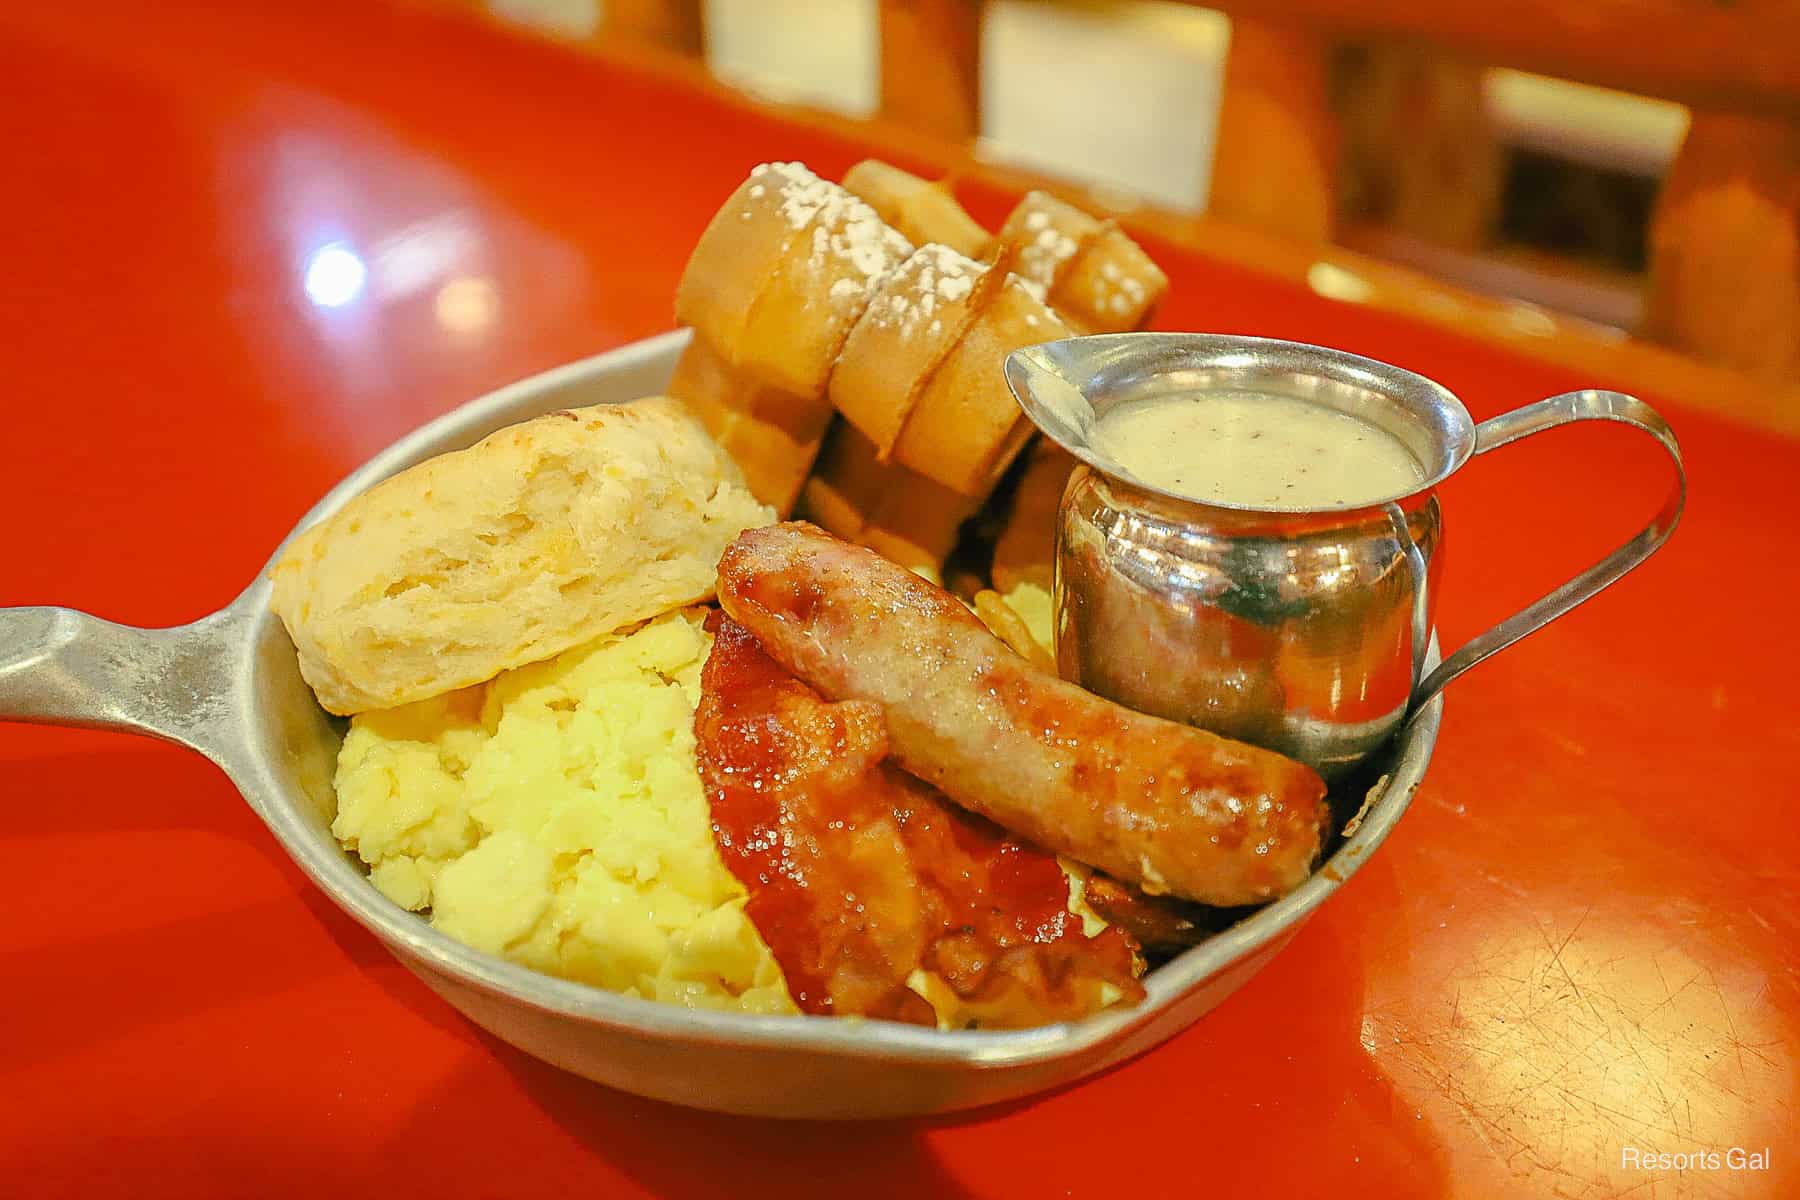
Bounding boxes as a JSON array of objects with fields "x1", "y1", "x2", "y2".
[{"x1": 331, "y1": 608, "x2": 794, "y2": 1014}]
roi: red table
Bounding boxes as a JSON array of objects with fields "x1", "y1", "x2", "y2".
[{"x1": 2, "y1": 4, "x2": 1794, "y2": 1196}]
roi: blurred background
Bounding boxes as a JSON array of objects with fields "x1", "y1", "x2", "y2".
[{"x1": 450, "y1": 0, "x2": 1800, "y2": 388}]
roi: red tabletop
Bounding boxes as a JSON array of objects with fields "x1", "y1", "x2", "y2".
[{"x1": 2, "y1": 4, "x2": 1795, "y2": 1197}]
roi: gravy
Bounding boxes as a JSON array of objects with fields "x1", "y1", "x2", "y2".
[{"x1": 1092, "y1": 391, "x2": 1424, "y2": 509}]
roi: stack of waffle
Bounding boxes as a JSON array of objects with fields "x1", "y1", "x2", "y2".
[{"x1": 669, "y1": 159, "x2": 1170, "y2": 587}]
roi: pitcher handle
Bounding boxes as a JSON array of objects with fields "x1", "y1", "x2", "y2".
[
  {"x1": 1410, "y1": 389, "x2": 1685, "y2": 713},
  {"x1": 0, "y1": 604, "x2": 249, "y2": 762}
]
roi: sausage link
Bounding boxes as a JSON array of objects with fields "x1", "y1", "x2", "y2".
[{"x1": 716, "y1": 523, "x2": 1328, "y2": 906}]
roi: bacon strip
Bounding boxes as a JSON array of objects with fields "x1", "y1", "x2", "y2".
[{"x1": 694, "y1": 613, "x2": 1143, "y2": 1028}]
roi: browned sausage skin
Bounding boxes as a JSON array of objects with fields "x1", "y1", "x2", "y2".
[{"x1": 715, "y1": 522, "x2": 1329, "y2": 906}]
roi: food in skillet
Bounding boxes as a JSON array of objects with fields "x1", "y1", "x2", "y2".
[{"x1": 271, "y1": 158, "x2": 1325, "y2": 1027}]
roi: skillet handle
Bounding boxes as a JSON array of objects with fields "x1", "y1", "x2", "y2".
[{"x1": 0, "y1": 605, "x2": 247, "y2": 759}]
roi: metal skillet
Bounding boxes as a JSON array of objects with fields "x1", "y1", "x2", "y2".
[{"x1": 0, "y1": 329, "x2": 1440, "y2": 1119}]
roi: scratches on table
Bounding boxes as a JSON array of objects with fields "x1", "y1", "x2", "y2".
[{"x1": 1358, "y1": 903, "x2": 1792, "y2": 1198}]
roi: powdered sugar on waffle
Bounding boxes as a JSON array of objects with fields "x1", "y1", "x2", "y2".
[
  {"x1": 1009, "y1": 197, "x2": 1084, "y2": 299},
  {"x1": 1003, "y1": 273, "x2": 1058, "y2": 322},
  {"x1": 750, "y1": 162, "x2": 912, "y2": 308},
  {"x1": 1091, "y1": 253, "x2": 1152, "y2": 318},
  {"x1": 869, "y1": 243, "x2": 986, "y2": 340}
]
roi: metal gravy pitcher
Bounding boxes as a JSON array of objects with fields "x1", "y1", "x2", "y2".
[{"x1": 1005, "y1": 334, "x2": 1686, "y2": 775}]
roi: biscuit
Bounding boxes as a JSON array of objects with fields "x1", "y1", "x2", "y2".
[{"x1": 271, "y1": 397, "x2": 773, "y2": 714}]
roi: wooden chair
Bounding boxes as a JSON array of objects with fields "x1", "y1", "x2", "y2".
[
  {"x1": 459, "y1": 0, "x2": 1800, "y2": 412},
  {"x1": 1188, "y1": 2, "x2": 1800, "y2": 386}
]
